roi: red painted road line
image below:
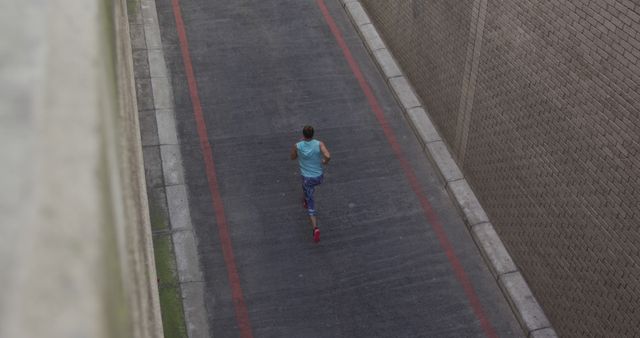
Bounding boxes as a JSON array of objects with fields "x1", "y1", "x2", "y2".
[
  {"x1": 170, "y1": 0, "x2": 254, "y2": 337},
  {"x1": 315, "y1": 1, "x2": 498, "y2": 337}
]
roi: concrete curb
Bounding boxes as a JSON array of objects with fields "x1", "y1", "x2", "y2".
[
  {"x1": 138, "y1": 0, "x2": 211, "y2": 336},
  {"x1": 339, "y1": 1, "x2": 557, "y2": 337}
]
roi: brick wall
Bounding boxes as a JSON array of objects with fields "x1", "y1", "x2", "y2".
[{"x1": 360, "y1": 0, "x2": 640, "y2": 336}]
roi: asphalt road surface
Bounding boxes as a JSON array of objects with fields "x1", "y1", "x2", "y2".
[{"x1": 152, "y1": 0, "x2": 524, "y2": 337}]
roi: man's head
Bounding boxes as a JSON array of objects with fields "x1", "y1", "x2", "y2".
[{"x1": 302, "y1": 125, "x2": 314, "y2": 139}]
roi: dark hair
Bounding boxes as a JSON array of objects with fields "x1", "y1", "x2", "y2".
[{"x1": 302, "y1": 125, "x2": 314, "y2": 139}]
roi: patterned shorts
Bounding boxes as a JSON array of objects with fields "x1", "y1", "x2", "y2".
[{"x1": 302, "y1": 175, "x2": 323, "y2": 216}]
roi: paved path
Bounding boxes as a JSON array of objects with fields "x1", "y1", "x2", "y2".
[{"x1": 150, "y1": 0, "x2": 524, "y2": 336}]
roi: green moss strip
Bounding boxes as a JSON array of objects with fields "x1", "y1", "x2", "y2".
[
  {"x1": 148, "y1": 190, "x2": 169, "y2": 232},
  {"x1": 153, "y1": 234, "x2": 188, "y2": 337},
  {"x1": 159, "y1": 286, "x2": 189, "y2": 338},
  {"x1": 153, "y1": 234, "x2": 176, "y2": 284}
]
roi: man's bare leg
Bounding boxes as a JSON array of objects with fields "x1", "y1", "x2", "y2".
[{"x1": 310, "y1": 215, "x2": 320, "y2": 243}]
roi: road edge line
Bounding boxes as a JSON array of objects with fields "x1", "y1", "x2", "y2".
[{"x1": 169, "y1": 0, "x2": 254, "y2": 336}]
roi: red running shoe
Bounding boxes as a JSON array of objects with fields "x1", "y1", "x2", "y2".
[{"x1": 313, "y1": 227, "x2": 320, "y2": 243}]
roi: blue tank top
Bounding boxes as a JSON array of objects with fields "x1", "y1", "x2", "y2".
[{"x1": 297, "y1": 139, "x2": 323, "y2": 178}]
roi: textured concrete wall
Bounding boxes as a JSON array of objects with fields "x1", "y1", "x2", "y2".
[
  {"x1": 361, "y1": 0, "x2": 640, "y2": 336},
  {"x1": 0, "y1": 0, "x2": 162, "y2": 337}
]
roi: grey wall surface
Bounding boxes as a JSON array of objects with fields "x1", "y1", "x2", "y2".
[
  {"x1": 360, "y1": 0, "x2": 640, "y2": 336},
  {"x1": 0, "y1": 0, "x2": 162, "y2": 337}
]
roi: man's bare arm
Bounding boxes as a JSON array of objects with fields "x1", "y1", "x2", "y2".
[
  {"x1": 320, "y1": 141, "x2": 331, "y2": 164},
  {"x1": 290, "y1": 144, "x2": 298, "y2": 160}
]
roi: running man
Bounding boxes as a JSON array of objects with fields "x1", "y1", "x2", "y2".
[{"x1": 291, "y1": 125, "x2": 331, "y2": 242}]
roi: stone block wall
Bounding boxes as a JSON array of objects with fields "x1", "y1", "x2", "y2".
[
  {"x1": 360, "y1": 0, "x2": 640, "y2": 336},
  {"x1": 0, "y1": 0, "x2": 162, "y2": 337}
]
